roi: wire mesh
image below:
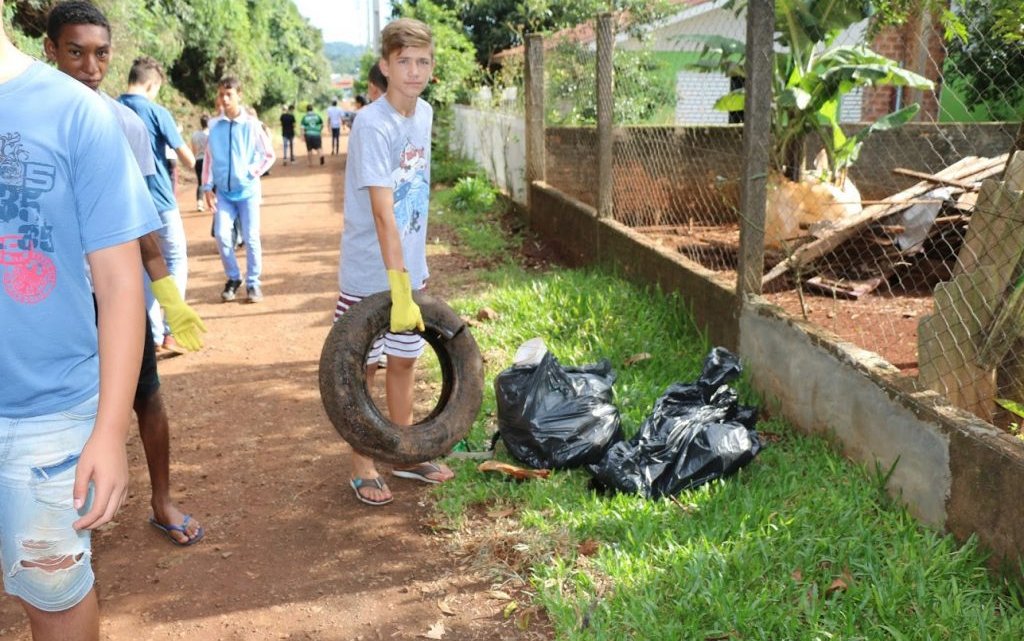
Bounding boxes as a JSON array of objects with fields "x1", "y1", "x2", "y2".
[{"x1": 536, "y1": 1, "x2": 1024, "y2": 428}]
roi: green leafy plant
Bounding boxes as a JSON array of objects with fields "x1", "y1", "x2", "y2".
[
  {"x1": 450, "y1": 175, "x2": 498, "y2": 212},
  {"x1": 689, "y1": 1, "x2": 934, "y2": 183}
]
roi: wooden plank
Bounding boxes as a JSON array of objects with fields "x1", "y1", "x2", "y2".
[
  {"x1": 762, "y1": 154, "x2": 1008, "y2": 286},
  {"x1": 1003, "y1": 150, "x2": 1024, "y2": 191},
  {"x1": 954, "y1": 181, "x2": 1024, "y2": 277},
  {"x1": 893, "y1": 167, "x2": 977, "y2": 190},
  {"x1": 918, "y1": 266, "x2": 1001, "y2": 421},
  {"x1": 803, "y1": 275, "x2": 884, "y2": 299}
]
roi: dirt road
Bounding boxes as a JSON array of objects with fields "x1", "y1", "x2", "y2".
[{"x1": 0, "y1": 142, "x2": 547, "y2": 640}]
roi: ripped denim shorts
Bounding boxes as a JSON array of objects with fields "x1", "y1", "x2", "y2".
[{"x1": 0, "y1": 394, "x2": 97, "y2": 612}]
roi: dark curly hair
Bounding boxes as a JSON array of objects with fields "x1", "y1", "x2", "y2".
[{"x1": 46, "y1": 1, "x2": 110, "y2": 44}]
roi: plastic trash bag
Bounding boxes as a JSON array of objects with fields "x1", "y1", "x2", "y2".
[
  {"x1": 588, "y1": 347, "x2": 761, "y2": 498},
  {"x1": 495, "y1": 349, "x2": 623, "y2": 470}
]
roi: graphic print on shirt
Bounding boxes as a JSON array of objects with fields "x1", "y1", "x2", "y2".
[
  {"x1": 391, "y1": 140, "x2": 428, "y2": 238},
  {"x1": 0, "y1": 132, "x2": 57, "y2": 304}
]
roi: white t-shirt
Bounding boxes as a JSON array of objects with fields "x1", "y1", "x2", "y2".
[
  {"x1": 339, "y1": 97, "x2": 432, "y2": 296},
  {"x1": 327, "y1": 105, "x2": 344, "y2": 129}
]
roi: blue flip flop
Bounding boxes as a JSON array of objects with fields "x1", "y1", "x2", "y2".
[
  {"x1": 350, "y1": 477, "x2": 393, "y2": 506},
  {"x1": 149, "y1": 514, "x2": 205, "y2": 546}
]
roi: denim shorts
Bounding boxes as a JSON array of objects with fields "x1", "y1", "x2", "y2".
[{"x1": 0, "y1": 394, "x2": 97, "y2": 612}]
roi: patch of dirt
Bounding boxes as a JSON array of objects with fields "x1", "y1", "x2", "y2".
[
  {"x1": 637, "y1": 225, "x2": 936, "y2": 375},
  {"x1": 0, "y1": 140, "x2": 552, "y2": 640}
]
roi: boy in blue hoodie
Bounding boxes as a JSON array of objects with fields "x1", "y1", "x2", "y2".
[{"x1": 201, "y1": 75, "x2": 276, "y2": 303}]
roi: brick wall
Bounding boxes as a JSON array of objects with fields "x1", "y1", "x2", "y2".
[{"x1": 863, "y1": 15, "x2": 946, "y2": 123}]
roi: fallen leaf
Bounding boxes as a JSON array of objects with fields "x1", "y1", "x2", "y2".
[
  {"x1": 487, "y1": 508, "x2": 516, "y2": 519},
  {"x1": 503, "y1": 601, "x2": 519, "y2": 618},
  {"x1": 577, "y1": 539, "x2": 600, "y2": 557},
  {"x1": 486, "y1": 590, "x2": 513, "y2": 601},
  {"x1": 437, "y1": 599, "x2": 456, "y2": 616},
  {"x1": 826, "y1": 577, "x2": 848, "y2": 597},
  {"x1": 419, "y1": 621, "x2": 446, "y2": 639},
  {"x1": 476, "y1": 307, "x2": 499, "y2": 322},
  {"x1": 623, "y1": 352, "x2": 652, "y2": 366},
  {"x1": 478, "y1": 460, "x2": 550, "y2": 480},
  {"x1": 790, "y1": 569, "x2": 803, "y2": 581}
]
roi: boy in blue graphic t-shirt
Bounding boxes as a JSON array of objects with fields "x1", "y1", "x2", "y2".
[{"x1": 0, "y1": 3, "x2": 161, "y2": 636}]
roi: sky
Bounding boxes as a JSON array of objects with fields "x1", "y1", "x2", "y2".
[{"x1": 292, "y1": 0, "x2": 392, "y2": 46}]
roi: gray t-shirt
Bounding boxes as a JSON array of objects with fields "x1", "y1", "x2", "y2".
[
  {"x1": 191, "y1": 129, "x2": 208, "y2": 160},
  {"x1": 339, "y1": 97, "x2": 432, "y2": 296},
  {"x1": 101, "y1": 91, "x2": 156, "y2": 176}
]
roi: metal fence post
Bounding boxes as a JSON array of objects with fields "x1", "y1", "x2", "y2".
[
  {"x1": 525, "y1": 33, "x2": 546, "y2": 214},
  {"x1": 597, "y1": 12, "x2": 614, "y2": 219},
  {"x1": 736, "y1": 0, "x2": 774, "y2": 299}
]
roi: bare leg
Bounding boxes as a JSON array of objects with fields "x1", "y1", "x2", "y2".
[
  {"x1": 388, "y1": 356, "x2": 453, "y2": 482},
  {"x1": 22, "y1": 588, "x2": 98, "y2": 641},
  {"x1": 134, "y1": 390, "x2": 202, "y2": 544},
  {"x1": 349, "y1": 363, "x2": 391, "y2": 504}
]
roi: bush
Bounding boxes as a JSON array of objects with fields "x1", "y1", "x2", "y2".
[{"x1": 450, "y1": 176, "x2": 497, "y2": 212}]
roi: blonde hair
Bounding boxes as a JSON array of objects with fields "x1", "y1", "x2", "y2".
[{"x1": 380, "y1": 18, "x2": 433, "y2": 60}]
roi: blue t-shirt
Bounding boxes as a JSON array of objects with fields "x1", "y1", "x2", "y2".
[
  {"x1": 339, "y1": 97, "x2": 432, "y2": 296},
  {"x1": 117, "y1": 93, "x2": 184, "y2": 213},
  {"x1": 0, "y1": 62, "x2": 160, "y2": 417}
]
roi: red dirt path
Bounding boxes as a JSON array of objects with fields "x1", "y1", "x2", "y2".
[{"x1": 0, "y1": 139, "x2": 550, "y2": 641}]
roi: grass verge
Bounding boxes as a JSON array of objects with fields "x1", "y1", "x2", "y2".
[{"x1": 428, "y1": 163, "x2": 1024, "y2": 640}]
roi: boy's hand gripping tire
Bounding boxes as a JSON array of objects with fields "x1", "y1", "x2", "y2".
[{"x1": 318, "y1": 291, "x2": 484, "y2": 465}]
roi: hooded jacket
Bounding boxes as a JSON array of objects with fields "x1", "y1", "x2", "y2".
[{"x1": 201, "y1": 109, "x2": 275, "y2": 201}]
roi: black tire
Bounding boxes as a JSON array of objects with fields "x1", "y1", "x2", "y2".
[{"x1": 319, "y1": 291, "x2": 484, "y2": 465}]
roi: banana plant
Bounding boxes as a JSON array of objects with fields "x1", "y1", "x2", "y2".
[{"x1": 688, "y1": 0, "x2": 934, "y2": 183}]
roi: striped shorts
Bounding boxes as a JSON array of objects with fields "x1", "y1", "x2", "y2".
[{"x1": 334, "y1": 292, "x2": 426, "y2": 364}]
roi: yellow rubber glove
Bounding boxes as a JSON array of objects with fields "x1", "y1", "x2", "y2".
[
  {"x1": 151, "y1": 276, "x2": 207, "y2": 351},
  {"x1": 387, "y1": 269, "x2": 424, "y2": 332}
]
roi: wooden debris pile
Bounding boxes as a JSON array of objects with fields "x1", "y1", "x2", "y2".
[{"x1": 763, "y1": 154, "x2": 1010, "y2": 298}]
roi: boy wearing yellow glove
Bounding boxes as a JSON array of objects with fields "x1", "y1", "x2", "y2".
[{"x1": 334, "y1": 18, "x2": 454, "y2": 506}]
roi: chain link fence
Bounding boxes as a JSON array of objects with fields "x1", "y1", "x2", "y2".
[{"x1": 454, "y1": 1, "x2": 1024, "y2": 430}]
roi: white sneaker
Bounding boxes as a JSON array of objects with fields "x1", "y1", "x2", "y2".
[{"x1": 196, "y1": 202, "x2": 205, "y2": 212}]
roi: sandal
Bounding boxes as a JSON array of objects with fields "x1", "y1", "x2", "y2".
[
  {"x1": 392, "y1": 462, "x2": 453, "y2": 485},
  {"x1": 350, "y1": 476, "x2": 393, "y2": 506}
]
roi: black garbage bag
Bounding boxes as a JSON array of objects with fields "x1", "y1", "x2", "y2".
[
  {"x1": 588, "y1": 347, "x2": 761, "y2": 498},
  {"x1": 495, "y1": 351, "x2": 623, "y2": 469}
]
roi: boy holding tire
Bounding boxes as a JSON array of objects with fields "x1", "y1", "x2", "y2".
[{"x1": 336, "y1": 17, "x2": 453, "y2": 506}]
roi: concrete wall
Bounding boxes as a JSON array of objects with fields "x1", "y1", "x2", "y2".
[
  {"x1": 450, "y1": 105, "x2": 527, "y2": 204},
  {"x1": 527, "y1": 178, "x2": 1024, "y2": 566},
  {"x1": 528, "y1": 182, "x2": 739, "y2": 350}
]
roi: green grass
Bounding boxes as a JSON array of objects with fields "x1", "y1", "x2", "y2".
[{"x1": 424, "y1": 177, "x2": 1024, "y2": 640}]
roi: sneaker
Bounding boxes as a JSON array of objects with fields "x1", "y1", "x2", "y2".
[
  {"x1": 221, "y1": 279, "x2": 242, "y2": 302},
  {"x1": 247, "y1": 284, "x2": 263, "y2": 303},
  {"x1": 196, "y1": 201, "x2": 205, "y2": 212}
]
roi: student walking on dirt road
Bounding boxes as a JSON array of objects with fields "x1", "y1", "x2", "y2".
[
  {"x1": 336, "y1": 18, "x2": 454, "y2": 506},
  {"x1": 118, "y1": 56, "x2": 196, "y2": 354},
  {"x1": 202, "y1": 75, "x2": 276, "y2": 304}
]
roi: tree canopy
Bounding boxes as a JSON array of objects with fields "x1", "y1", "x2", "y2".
[
  {"x1": 392, "y1": 0, "x2": 673, "y2": 67},
  {"x1": 4, "y1": 0, "x2": 332, "y2": 112}
]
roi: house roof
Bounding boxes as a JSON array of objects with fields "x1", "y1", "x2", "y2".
[{"x1": 490, "y1": 0, "x2": 710, "y2": 63}]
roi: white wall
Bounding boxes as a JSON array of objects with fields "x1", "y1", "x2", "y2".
[{"x1": 451, "y1": 106, "x2": 527, "y2": 205}]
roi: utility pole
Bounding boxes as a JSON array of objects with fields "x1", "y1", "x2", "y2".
[{"x1": 371, "y1": 0, "x2": 381, "y2": 54}]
